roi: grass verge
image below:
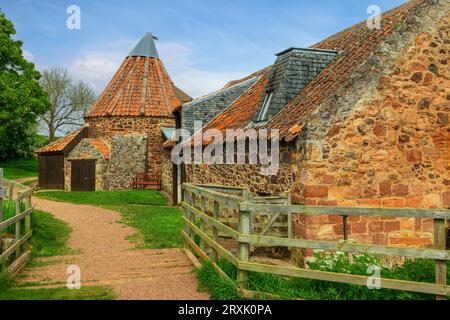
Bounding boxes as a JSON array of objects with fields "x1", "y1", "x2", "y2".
[
  {"x1": 36, "y1": 190, "x2": 168, "y2": 206},
  {"x1": 197, "y1": 257, "x2": 450, "y2": 300},
  {"x1": 108, "y1": 204, "x2": 183, "y2": 249},
  {"x1": 0, "y1": 285, "x2": 116, "y2": 300},
  {"x1": 0, "y1": 158, "x2": 38, "y2": 180}
]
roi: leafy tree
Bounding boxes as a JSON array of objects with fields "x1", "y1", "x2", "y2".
[
  {"x1": 39, "y1": 67, "x2": 95, "y2": 142},
  {"x1": 0, "y1": 11, "x2": 50, "y2": 161}
]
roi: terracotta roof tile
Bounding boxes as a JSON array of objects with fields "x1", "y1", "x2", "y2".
[
  {"x1": 197, "y1": 0, "x2": 437, "y2": 143},
  {"x1": 87, "y1": 139, "x2": 111, "y2": 160},
  {"x1": 86, "y1": 57, "x2": 190, "y2": 118},
  {"x1": 36, "y1": 126, "x2": 87, "y2": 154},
  {"x1": 267, "y1": 0, "x2": 432, "y2": 140}
]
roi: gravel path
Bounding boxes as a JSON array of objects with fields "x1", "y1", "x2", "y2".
[{"x1": 18, "y1": 197, "x2": 209, "y2": 300}]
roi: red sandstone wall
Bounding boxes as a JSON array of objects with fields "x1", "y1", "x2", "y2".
[{"x1": 294, "y1": 16, "x2": 450, "y2": 246}]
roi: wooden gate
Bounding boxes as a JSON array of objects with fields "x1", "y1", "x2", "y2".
[
  {"x1": 38, "y1": 154, "x2": 65, "y2": 190},
  {"x1": 71, "y1": 160, "x2": 96, "y2": 192}
]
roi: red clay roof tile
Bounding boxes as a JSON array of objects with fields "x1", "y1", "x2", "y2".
[
  {"x1": 36, "y1": 126, "x2": 87, "y2": 154},
  {"x1": 86, "y1": 57, "x2": 190, "y2": 118}
]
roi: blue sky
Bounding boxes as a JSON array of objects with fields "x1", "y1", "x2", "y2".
[{"x1": 2, "y1": 0, "x2": 406, "y2": 98}]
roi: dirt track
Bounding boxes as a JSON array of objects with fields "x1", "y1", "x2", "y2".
[{"x1": 18, "y1": 197, "x2": 208, "y2": 300}]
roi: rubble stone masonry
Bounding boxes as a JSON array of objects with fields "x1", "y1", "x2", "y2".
[
  {"x1": 87, "y1": 116, "x2": 175, "y2": 179},
  {"x1": 293, "y1": 12, "x2": 450, "y2": 247},
  {"x1": 187, "y1": 10, "x2": 449, "y2": 249}
]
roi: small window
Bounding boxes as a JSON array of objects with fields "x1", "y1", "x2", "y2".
[{"x1": 257, "y1": 91, "x2": 273, "y2": 122}]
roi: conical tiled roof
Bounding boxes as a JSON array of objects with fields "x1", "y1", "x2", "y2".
[{"x1": 86, "y1": 33, "x2": 191, "y2": 118}]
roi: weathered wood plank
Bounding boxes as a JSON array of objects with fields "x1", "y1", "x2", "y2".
[
  {"x1": 239, "y1": 234, "x2": 450, "y2": 261},
  {"x1": 17, "y1": 190, "x2": 33, "y2": 200},
  {"x1": 183, "y1": 183, "x2": 241, "y2": 208},
  {"x1": 237, "y1": 209, "x2": 250, "y2": 289},
  {"x1": 199, "y1": 196, "x2": 207, "y2": 252},
  {"x1": 211, "y1": 201, "x2": 220, "y2": 262},
  {"x1": 182, "y1": 231, "x2": 235, "y2": 284},
  {"x1": 434, "y1": 219, "x2": 447, "y2": 300},
  {"x1": 260, "y1": 212, "x2": 281, "y2": 236},
  {"x1": 183, "y1": 216, "x2": 237, "y2": 265},
  {"x1": 0, "y1": 231, "x2": 33, "y2": 264},
  {"x1": 183, "y1": 202, "x2": 239, "y2": 240},
  {"x1": 15, "y1": 196, "x2": 21, "y2": 258},
  {"x1": 0, "y1": 208, "x2": 33, "y2": 232},
  {"x1": 239, "y1": 203, "x2": 450, "y2": 219},
  {"x1": 238, "y1": 261, "x2": 450, "y2": 296},
  {"x1": 8, "y1": 250, "x2": 30, "y2": 278},
  {"x1": 220, "y1": 217, "x2": 288, "y2": 229}
]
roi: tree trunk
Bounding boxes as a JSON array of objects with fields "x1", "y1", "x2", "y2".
[{"x1": 49, "y1": 126, "x2": 55, "y2": 142}]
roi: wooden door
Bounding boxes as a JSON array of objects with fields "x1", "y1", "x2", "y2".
[
  {"x1": 71, "y1": 160, "x2": 96, "y2": 192},
  {"x1": 39, "y1": 154, "x2": 65, "y2": 190}
]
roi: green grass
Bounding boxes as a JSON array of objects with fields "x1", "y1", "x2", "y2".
[
  {"x1": 36, "y1": 190, "x2": 168, "y2": 206},
  {"x1": 197, "y1": 257, "x2": 450, "y2": 300},
  {"x1": 0, "y1": 201, "x2": 114, "y2": 300},
  {"x1": 0, "y1": 285, "x2": 116, "y2": 300},
  {"x1": 0, "y1": 158, "x2": 38, "y2": 180},
  {"x1": 31, "y1": 210, "x2": 72, "y2": 257},
  {"x1": 35, "y1": 190, "x2": 183, "y2": 249},
  {"x1": 109, "y1": 204, "x2": 183, "y2": 249}
]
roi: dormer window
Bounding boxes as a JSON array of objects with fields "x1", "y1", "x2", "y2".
[{"x1": 257, "y1": 91, "x2": 273, "y2": 122}]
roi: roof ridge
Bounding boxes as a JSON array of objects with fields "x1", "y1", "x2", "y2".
[{"x1": 183, "y1": 75, "x2": 261, "y2": 107}]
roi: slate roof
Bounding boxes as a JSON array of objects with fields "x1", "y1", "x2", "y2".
[
  {"x1": 86, "y1": 33, "x2": 191, "y2": 118},
  {"x1": 36, "y1": 126, "x2": 88, "y2": 154},
  {"x1": 202, "y1": 70, "x2": 270, "y2": 139},
  {"x1": 181, "y1": 76, "x2": 261, "y2": 134}
]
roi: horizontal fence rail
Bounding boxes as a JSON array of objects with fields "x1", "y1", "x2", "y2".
[
  {"x1": 0, "y1": 169, "x2": 33, "y2": 277},
  {"x1": 182, "y1": 183, "x2": 450, "y2": 300}
]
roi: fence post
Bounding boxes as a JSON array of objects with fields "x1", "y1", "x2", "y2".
[
  {"x1": 237, "y1": 207, "x2": 251, "y2": 289},
  {"x1": 15, "y1": 193, "x2": 21, "y2": 259},
  {"x1": 343, "y1": 215, "x2": 349, "y2": 241},
  {"x1": 183, "y1": 190, "x2": 195, "y2": 246},
  {"x1": 434, "y1": 218, "x2": 447, "y2": 300},
  {"x1": 24, "y1": 194, "x2": 32, "y2": 235},
  {"x1": 199, "y1": 196, "x2": 206, "y2": 253},
  {"x1": 190, "y1": 192, "x2": 197, "y2": 243},
  {"x1": 211, "y1": 201, "x2": 220, "y2": 262},
  {"x1": 8, "y1": 181, "x2": 14, "y2": 202}
]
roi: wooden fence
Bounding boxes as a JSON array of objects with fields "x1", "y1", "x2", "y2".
[
  {"x1": 0, "y1": 168, "x2": 33, "y2": 277},
  {"x1": 182, "y1": 183, "x2": 450, "y2": 300}
]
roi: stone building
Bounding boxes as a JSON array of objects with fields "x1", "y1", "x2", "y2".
[
  {"x1": 166, "y1": 0, "x2": 449, "y2": 247},
  {"x1": 37, "y1": 33, "x2": 191, "y2": 191}
]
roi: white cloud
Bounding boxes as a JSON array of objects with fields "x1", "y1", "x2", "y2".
[
  {"x1": 158, "y1": 42, "x2": 246, "y2": 98},
  {"x1": 68, "y1": 40, "x2": 246, "y2": 98},
  {"x1": 171, "y1": 67, "x2": 246, "y2": 98},
  {"x1": 70, "y1": 54, "x2": 120, "y2": 93},
  {"x1": 23, "y1": 50, "x2": 35, "y2": 62}
]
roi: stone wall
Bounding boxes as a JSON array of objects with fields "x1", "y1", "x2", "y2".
[
  {"x1": 184, "y1": 9, "x2": 449, "y2": 249},
  {"x1": 87, "y1": 116, "x2": 175, "y2": 177},
  {"x1": 291, "y1": 11, "x2": 450, "y2": 246},
  {"x1": 66, "y1": 139, "x2": 109, "y2": 191},
  {"x1": 104, "y1": 134, "x2": 147, "y2": 190},
  {"x1": 187, "y1": 143, "x2": 294, "y2": 196},
  {"x1": 162, "y1": 148, "x2": 173, "y2": 194}
]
